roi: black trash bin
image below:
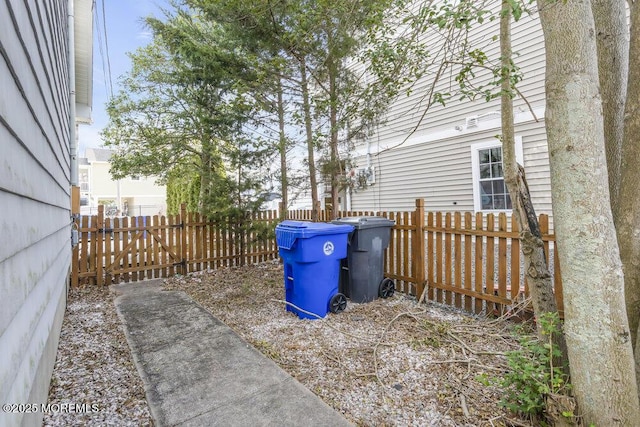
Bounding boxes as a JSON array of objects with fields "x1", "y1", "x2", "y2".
[{"x1": 332, "y1": 216, "x2": 395, "y2": 303}]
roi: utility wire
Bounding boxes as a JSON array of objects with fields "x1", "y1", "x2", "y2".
[
  {"x1": 93, "y1": 0, "x2": 114, "y2": 100},
  {"x1": 101, "y1": 0, "x2": 114, "y2": 98}
]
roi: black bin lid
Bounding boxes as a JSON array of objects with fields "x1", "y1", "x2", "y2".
[{"x1": 332, "y1": 216, "x2": 395, "y2": 229}]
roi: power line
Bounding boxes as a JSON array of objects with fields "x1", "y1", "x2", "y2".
[
  {"x1": 101, "y1": 0, "x2": 114, "y2": 98},
  {"x1": 92, "y1": 0, "x2": 114, "y2": 100}
]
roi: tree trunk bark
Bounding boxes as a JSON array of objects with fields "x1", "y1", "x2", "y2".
[
  {"x1": 299, "y1": 56, "x2": 320, "y2": 222},
  {"x1": 618, "y1": 0, "x2": 640, "y2": 395},
  {"x1": 277, "y1": 78, "x2": 288, "y2": 220},
  {"x1": 500, "y1": 0, "x2": 562, "y2": 330},
  {"x1": 591, "y1": 0, "x2": 628, "y2": 221},
  {"x1": 198, "y1": 140, "x2": 212, "y2": 216},
  {"x1": 328, "y1": 52, "x2": 340, "y2": 220},
  {"x1": 537, "y1": 0, "x2": 640, "y2": 423}
]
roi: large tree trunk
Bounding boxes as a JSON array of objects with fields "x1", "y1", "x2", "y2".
[
  {"x1": 537, "y1": 0, "x2": 640, "y2": 423},
  {"x1": 299, "y1": 56, "x2": 320, "y2": 222},
  {"x1": 591, "y1": 0, "x2": 628, "y2": 221},
  {"x1": 499, "y1": 1, "x2": 566, "y2": 365},
  {"x1": 618, "y1": 0, "x2": 640, "y2": 394}
]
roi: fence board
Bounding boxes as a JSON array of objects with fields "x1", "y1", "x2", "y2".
[
  {"x1": 145, "y1": 216, "x2": 153, "y2": 279},
  {"x1": 121, "y1": 217, "x2": 130, "y2": 283},
  {"x1": 435, "y1": 212, "x2": 443, "y2": 303},
  {"x1": 168, "y1": 215, "x2": 176, "y2": 277},
  {"x1": 96, "y1": 206, "x2": 104, "y2": 286},
  {"x1": 497, "y1": 214, "x2": 508, "y2": 314},
  {"x1": 463, "y1": 212, "x2": 473, "y2": 312},
  {"x1": 486, "y1": 213, "x2": 495, "y2": 312},
  {"x1": 195, "y1": 213, "x2": 203, "y2": 272},
  {"x1": 444, "y1": 213, "x2": 452, "y2": 306},
  {"x1": 474, "y1": 212, "x2": 484, "y2": 314},
  {"x1": 104, "y1": 217, "x2": 113, "y2": 286},
  {"x1": 387, "y1": 212, "x2": 397, "y2": 290},
  {"x1": 79, "y1": 215, "x2": 90, "y2": 286},
  {"x1": 427, "y1": 212, "x2": 434, "y2": 300},
  {"x1": 402, "y1": 212, "x2": 411, "y2": 294},
  {"x1": 453, "y1": 213, "x2": 462, "y2": 309},
  {"x1": 160, "y1": 216, "x2": 168, "y2": 278}
]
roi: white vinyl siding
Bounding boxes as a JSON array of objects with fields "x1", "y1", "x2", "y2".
[{"x1": 0, "y1": 1, "x2": 77, "y2": 426}]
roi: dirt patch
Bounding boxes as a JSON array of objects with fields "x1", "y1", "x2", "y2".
[{"x1": 163, "y1": 261, "x2": 533, "y2": 426}]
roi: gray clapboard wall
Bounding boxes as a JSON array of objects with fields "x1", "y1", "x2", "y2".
[
  {"x1": 0, "y1": 0, "x2": 90, "y2": 425},
  {"x1": 351, "y1": 6, "x2": 551, "y2": 217}
]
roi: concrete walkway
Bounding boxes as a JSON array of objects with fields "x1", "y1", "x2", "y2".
[{"x1": 112, "y1": 280, "x2": 352, "y2": 427}]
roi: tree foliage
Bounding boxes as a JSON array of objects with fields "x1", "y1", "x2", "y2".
[
  {"x1": 166, "y1": 162, "x2": 200, "y2": 215},
  {"x1": 103, "y1": 4, "x2": 268, "y2": 218}
]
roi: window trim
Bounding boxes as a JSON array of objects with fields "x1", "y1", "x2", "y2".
[{"x1": 470, "y1": 137, "x2": 523, "y2": 212}]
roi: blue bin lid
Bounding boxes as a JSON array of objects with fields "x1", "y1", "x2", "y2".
[{"x1": 276, "y1": 220, "x2": 354, "y2": 250}]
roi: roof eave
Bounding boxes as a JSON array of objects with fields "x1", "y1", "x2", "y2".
[{"x1": 74, "y1": 0, "x2": 93, "y2": 124}]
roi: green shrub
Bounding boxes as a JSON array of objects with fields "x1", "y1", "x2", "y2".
[
  {"x1": 504, "y1": 313, "x2": 570, "y2": 415},
  {"x1": 478, "y1": 312, "x2": 571, "y2": 420}
]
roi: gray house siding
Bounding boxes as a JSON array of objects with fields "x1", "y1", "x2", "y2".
[
  {"x1": 352, "y1": 118, "x2": 551, "y2": 215},
  {"x1": 350, "y1": 7, "x2": 551, "y2": 218},
  {"x1": 0, "y1": 0, "x2": 75, "y2": 425}
]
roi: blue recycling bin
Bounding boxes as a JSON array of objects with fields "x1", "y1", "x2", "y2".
[{"x1": 275, "y1": 220, "x2": 354, "y2": 319}]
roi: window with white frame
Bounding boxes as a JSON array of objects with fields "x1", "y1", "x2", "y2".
[{"x1": 470, "y1": 137, "x2": 523, "y2": 212}]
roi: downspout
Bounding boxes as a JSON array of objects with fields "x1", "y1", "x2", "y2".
[{"x1": 68, "y1": 0, "x2": 78, "y2": 186}]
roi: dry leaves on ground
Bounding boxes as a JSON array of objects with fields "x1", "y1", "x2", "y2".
[
  {"x1": 163, "y1": 261, "x2": 534, "y2": 427},
  {"x1": 44, "y1": 286, "x2": 153, "y2": 427}
]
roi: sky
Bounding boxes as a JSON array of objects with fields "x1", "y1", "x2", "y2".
[{"x1": 78, "y1": 0, "x2": 168, "y2": 156}]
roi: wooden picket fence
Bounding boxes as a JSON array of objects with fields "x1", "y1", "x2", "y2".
[
  {"x1": 72, "y1": 204, "x2": 279, "y2": 287},
  {"x1": 289, "y1": 199, "x2": 563, "y2": 316},
  {"x1": 422, "y1": 205, "x2": 562, "y2": 316},
  {"x1": 72, "y1": 199, "x2": 563, "y2": 316}
]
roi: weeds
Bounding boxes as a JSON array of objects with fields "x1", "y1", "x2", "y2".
[{"x1": 477, "y1": 312, "x2": 572, "y2": 422}]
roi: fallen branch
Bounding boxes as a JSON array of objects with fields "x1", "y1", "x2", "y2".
[
  {"x1": 447, "y1": 331, "x2": 506, "y2": 356},
  {"x1": 270, "y1": 298, "x2": 402, "y2": 346}
]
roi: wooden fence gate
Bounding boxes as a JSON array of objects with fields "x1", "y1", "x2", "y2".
[
  {"x1": 73, "y1": 208, "x2": 186, "y2": 286},
  {"x1": 72, "y1": 204, "x2": 279, "y2": 287}
]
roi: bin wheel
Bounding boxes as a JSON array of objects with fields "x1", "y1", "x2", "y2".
[
  {"x1": 329, "y1": 293, "x2": 347, "y2": 313},
  {"x1": 379, "y1": 278, "x2": 395, "y2": 298}
]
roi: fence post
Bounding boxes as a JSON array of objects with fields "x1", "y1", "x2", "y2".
[
  {"x1": 180, "y1": 203, "x2": 188, "y2": 275},
  {"x1": 413, "y1": 199, "x2": 426, "y2": 299}
]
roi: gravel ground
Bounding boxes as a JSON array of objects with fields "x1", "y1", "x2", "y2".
[
  {"x1": 44, "y1": 286, "x2": 153, "y2": 427},
  {"x1": 163, "y1": 261, "x2": 534, "y2": 426},
  {"x1": 45, "y1": 261, "x2": 534, "y2": 426}
]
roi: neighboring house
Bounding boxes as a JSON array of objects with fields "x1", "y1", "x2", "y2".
[
  {"x1": 348, "y1": 7, "x2": 551, "y2": 218},
  {"x1": 0, "y1": 1, "x2": 93, "y2": 426},
  {"x1": 80, "y1": 148, "x2": 167, "y2": 217}
]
